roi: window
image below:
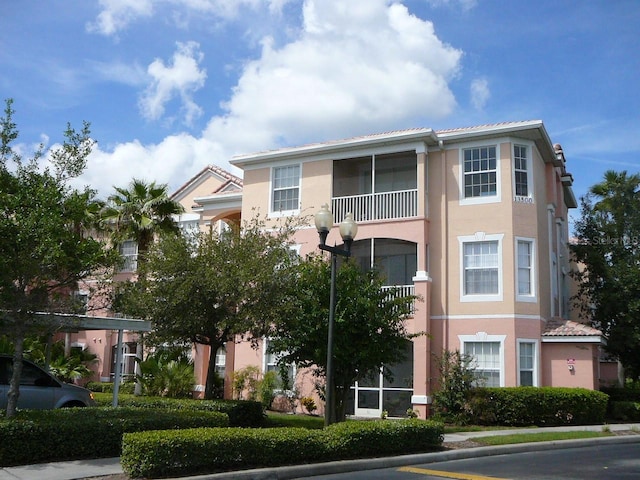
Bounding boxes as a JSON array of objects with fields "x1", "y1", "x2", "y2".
[
  {"x1": 215, "y1": 347, "x2": 226, "y2": 378},
  {"x1": 463, "y1": 146, "x2": 497, "y2": 198},
  {"x1": 518, "y1": 341, "x2": 536, "y2": 386},
  {"x1": 464, "y1": 241, "x2": 499, "y2": 295},
  {"x1": 119, "y1": 240, "x2": 138, "y2": 272},
  {"x1": 351, "y1": 238, "x2": 417, "y2": 286},
  {"x1": 264, "y1": 339, "x2": 295, "y2": 388},
  {"x1": 516, "y1": 238, "x2": 536, "y2": 301},
  {"x1": 272, "y1": 165, "x2": 300, "y2": 213},
  {"x1": 514, "y1": 145, "x2": 529, "y2": 197},
  {"x1": 464, "y1": 341, "x2": 502, "y2": 387}
]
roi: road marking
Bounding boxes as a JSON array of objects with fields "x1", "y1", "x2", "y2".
[{"x1": 398, "y1": 465, "x2": 511, "y2": 479}]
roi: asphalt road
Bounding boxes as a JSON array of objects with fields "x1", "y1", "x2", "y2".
[{"x1": 293, "y1": 442, "x2": 640, "y2": 480}]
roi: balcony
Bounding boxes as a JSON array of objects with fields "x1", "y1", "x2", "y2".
[
  {"x1": 332, "y1": 189, "x2": 418, "y2": 223},
  {"x1": 381, "y1": 284, "x2": 416, "y2": 314}
]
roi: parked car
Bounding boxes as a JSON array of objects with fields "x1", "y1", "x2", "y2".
[{"x1": 0, "y1": 354, "x2": 95, "y2": 410}]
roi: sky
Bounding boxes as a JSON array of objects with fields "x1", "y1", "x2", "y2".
[{"x1": 1, "y1": 0, "x2": 639, "y2": 224}]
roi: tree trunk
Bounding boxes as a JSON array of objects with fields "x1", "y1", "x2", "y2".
[
  {"x1": 204, "y1": 342, "x2": 221, "y2": 400},
  {"x1": 6, "y1": 335, "x2": 25, "y2": 418}
]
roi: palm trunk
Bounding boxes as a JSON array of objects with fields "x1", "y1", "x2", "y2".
[{"x1": 6, "y1": 335, "x2": 25, "y2": 418}]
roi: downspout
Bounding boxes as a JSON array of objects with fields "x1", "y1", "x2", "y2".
[{"x1": 440, "y1": 139, "x2": 449, "y2": 351}]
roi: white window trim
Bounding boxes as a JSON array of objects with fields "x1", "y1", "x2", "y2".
[
  {"x1": 458, "y1": 232, "x2": 504, "y2": 302},
  {"x1": 517, "y1": 338, "x2": 539, "y2": 387},
  {"x1": 459, "y1": 142, "x2": 502, "y2": 206},
  {"x1": 512, "y1": 142, "x2": 534, "y2": 203},
  {"x1": 459, "y1": 333, "x2": 506, "y2": 387},
  {"x1": 515, "y1": 236, "x2": 537, "y2": 303},
  {"x1": 269, "y1": 164, "x2": 301, "y2": 217}
]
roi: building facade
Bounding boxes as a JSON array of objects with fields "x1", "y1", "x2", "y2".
[{"x1": 65, "y1": 121, "x2": 608, "y2": 418}]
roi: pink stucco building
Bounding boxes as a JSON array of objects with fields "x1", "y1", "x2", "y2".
[
  {"x1": 171, "y1": 121, "x2": 608, "y2": 418},
  {"x1": 65, "y1": 120, "x2": 612, "y2": 418}
]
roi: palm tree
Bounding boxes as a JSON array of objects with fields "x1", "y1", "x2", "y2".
[{"x1": 102, "y1": 178, "x2": 185, "y2": 272}]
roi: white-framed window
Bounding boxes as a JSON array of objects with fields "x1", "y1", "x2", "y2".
[
  {"x1": 517, "y1": 340, "x2": 538, "y2": 386},
  {"x1": 460, "y1": 145, "x2": 499, "y2": 205},
  {"x1": 271, "y1": 164, "x2": 301, "y2": 215},
  {"x1": 119, "y1": 240, "x2": 138, "y2": 272},
  {"x1": 215, "y1": 347, "x2": 226, "y2": 378},
  {"x1": 516, "y1": 237, "x2": 536, "y2": 302},
  {"x1": 458, "y1": 233, "x2": 504, "y2": 302},
  {"x1": 263, "y1": 339, "x2": 295, "y2": 388},
  {"x1": 460, "y1": 334, "x2": 505, "y2": 387},
  {"x1": 513, "y1": 144, "x2": 532, "y2": 200}
]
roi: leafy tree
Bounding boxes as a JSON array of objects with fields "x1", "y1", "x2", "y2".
[
  {"x1": 0, "y1": 99, "x2": 113, "y2": 417},
  {"x1": 101, "y1": 178, "x2": 184, "y2": 273},
  {"x1": 267, "y1": 255, "x2": 420, "y2": 423},
  {"x1": 117, "y1": 215, "x2": 301, "y2": 399},
  {"x1": 572, "y1": 170, "x2": 640, "y2": 381}
]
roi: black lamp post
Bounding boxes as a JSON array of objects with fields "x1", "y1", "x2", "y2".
[{"x1": 314, "y1": 203, "x2": 358, "y2": 426}]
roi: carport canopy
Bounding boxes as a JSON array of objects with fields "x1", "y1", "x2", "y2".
[{"x1": 45, "y1": 312, "x2": 153, "y2": 407}]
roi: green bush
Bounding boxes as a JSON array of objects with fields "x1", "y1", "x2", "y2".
[
  {"x1": 0, "y1": 407, "x2": 228, "y2": 466},
  {"x1": 609, "y1": 401, "x2": 640, "y2": 421},
  {"x1": 92, "y1": 394, "x2": 265, "y2": 427},
  {"x1": 86, "y1": 381, "x2": 135, "y2": 394},
  {"x1": 121, "y1": 419, "x2": 444, "y2": 478},
  {"x1": 601, "y1": 386, "x2": 640, "y2": 402},
  {"x1": 465, "y1": 387, "x2": 609, "y2": 426}
]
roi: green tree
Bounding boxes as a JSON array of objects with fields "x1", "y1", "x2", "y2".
[
  {"x1": 118, "y1": 215, "x2": 301, "y2": 399},
  {"x1": 0, "y1": 99, "x2": 112, "y2": 417},
  {"x1": 101, "y1": 178, "x2": 184, "y2": 273},
  {"x1": 268, "y1": 255, "x2": 420, "y2": 423},
  {"x1": 431, "y1": 349, "x2": 476, "y2": 422},
  {"x1": 572, "y1": 170, "x2": 640, "y2": 381}
]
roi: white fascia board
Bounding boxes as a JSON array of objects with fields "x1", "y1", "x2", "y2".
[
  {"x1": 541, "y1": 336, "x2": 602, "y2": 344},
  {"x1": 231, "y1": 129, "x2": 437, "y2": 168}
]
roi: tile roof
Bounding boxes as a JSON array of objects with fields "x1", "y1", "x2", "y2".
[
  {"x1": 171, "y1": 164, "x2": 243, "y2": 200},
  {"x1": 543, "y1": 317, "x2": 602, "y2": 337}
]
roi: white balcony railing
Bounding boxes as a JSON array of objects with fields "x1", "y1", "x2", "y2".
[
  {"x1": 332, "y1": 189, "x2": 418, "y2": 223},
  {"x1": 381, "y1": 284, "x2": 416, "y2": 314}
]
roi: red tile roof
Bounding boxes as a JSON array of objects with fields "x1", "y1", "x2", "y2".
[{"x1": 543, "y1": 317, "x2": 602, "y2": 337}]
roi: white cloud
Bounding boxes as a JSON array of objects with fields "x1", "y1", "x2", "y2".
[
  {"x1": 88, "y1": 0, "x2": 293, "y2": 35},
  {"x1": 470, "y1": 77, "x2": 490, "y2": 110},
  {"x1": 426, "y1": 0, "x2": 478, "y2": 12},
  {"x1": 80, "y1": 0, "x2": 464, "y2": 196},
  {"x1": 203, "y1": 0, "x2": 462, "y2": 150},
  {"x1": 138, "y1": 42, "x2": 207, "y2": 126},
  {"x1": 86, "y1": 0, "x2": 154, "y2": 36}
]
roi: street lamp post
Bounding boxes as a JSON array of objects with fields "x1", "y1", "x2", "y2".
[{"x1": 314, "y1": 204, "x2": 358, "y2": 426}]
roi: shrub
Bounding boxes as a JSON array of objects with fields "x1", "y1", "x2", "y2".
[
  {"x1": 90, "y1": 394, "x2": 265, "y2": 427},
  {"x1": 121, "y1": 419, "x2": 444, "y2": 478},
  {"x1": 300, "y1": 396, "x2": 317, "y2": 415},
  {"x1": 465, "y1": 387, "x2": 609, "y2": 426},
  {"x1": 86, "y1": 381, "x2": 135, "y2": 394},
  {"x1": 0, "y1": 407, "x2": 228, "y2": 466},
  {"x1": 609, "y1": 401, "x2": 640, "y2": 421}
]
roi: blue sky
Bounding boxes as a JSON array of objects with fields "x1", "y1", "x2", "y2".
[{"x1": 1, "y1": 0, "x2": 639, "y2": 224}]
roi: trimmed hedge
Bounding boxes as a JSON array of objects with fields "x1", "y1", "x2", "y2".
[
  {"x1": 93, "y1": 394, "x2": 265, "y2": 427},
  {"x1": 609, "y1": 401, "x2": 640, "y2": 422},
  {"x1": 466, "y1": 387, "x2": 609, "y2": 426},
  {"x1": 121, "y1": 419, "x2": 444, "y2": 478},
  {"x1": 0, "y1": 407, "x2": 228, "y2": 466},
  {"x1": 86, "y1": 381, "x2": 136, "y2": 394}
]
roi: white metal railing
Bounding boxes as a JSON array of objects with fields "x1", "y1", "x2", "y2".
[
  {"x1": 332, "y1": 189, "x2": 418, "y2": 223},
  {"x1": 381, "y1": 284, "x2": 416, "y2": 313}
]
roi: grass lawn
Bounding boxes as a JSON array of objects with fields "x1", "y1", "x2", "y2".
[{"x1": 472, "y1": 430, "x2": 613, "y2": 446}]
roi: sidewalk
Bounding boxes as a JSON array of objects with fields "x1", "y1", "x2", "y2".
[{"x1": 1, "y1": 423, "x2": 638, "y2": 480}]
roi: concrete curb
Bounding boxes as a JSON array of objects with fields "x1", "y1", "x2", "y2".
[{"x1": 174, "y1": 435, "x2": 640, "y2": 480}]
